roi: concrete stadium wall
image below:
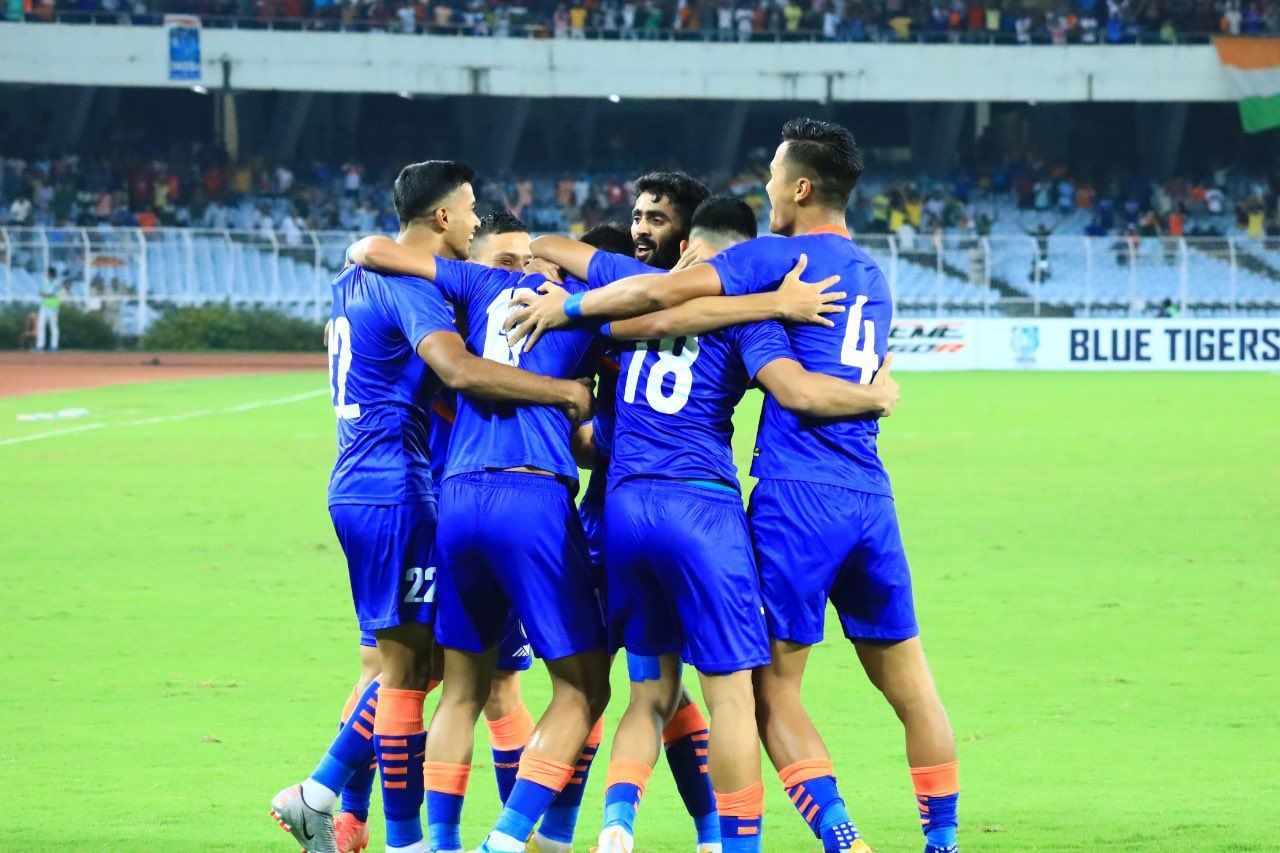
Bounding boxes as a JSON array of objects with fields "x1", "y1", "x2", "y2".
[{"x1": 0, "y1": 22, "x2": 1235, "y2": 102}]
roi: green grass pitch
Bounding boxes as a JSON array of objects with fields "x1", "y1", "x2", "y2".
[{"x1": 1, "y1": 369, "x2": 1276, "y2": 851}]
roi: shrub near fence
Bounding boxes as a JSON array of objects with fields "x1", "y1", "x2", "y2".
[{"x1": 142, "y1": 305, "x2": 325, "y2": 351}]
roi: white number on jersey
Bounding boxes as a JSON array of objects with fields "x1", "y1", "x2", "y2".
[
  {"x1": 328, "y1": 316, "x2": 361, "y2": 419},
  {"x1": 622, "y1": 336, "x2": 700, "y2": 414},
  {"x1": 839, "y1": 295, "x2": 879, "y2": 383},
  {"x1": 481, "y1": 289, "x2": 522, "y2": 366},
  {"x1": 403, "y1": 565, "x2": 437, "y2": 604}
]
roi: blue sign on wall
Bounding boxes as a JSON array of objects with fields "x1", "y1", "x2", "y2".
[{"x1": 166, "y1": 15, "x2": 202, "y2": 82}]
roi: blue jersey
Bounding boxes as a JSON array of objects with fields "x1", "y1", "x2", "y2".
[
  {"x1": 588, "y1": 250, "x2": 794, "y2": 491},
  {"x1": 432, "y1": 258, "x2": 596, "y2": 484},
  {"x1": 427, "y1": 390, "x2": 456, "y2": 488},
  {"x1": 586, "y1": 251, "x2": 652, "y2": 457},
  {"x1": 707, "y1": 228, "x2": 893, "y2": 496},
  {"x1": 327, "y1": 264, "x2": 455, "y2": 506}
]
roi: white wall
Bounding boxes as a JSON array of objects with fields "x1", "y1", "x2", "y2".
[{"x1": 0, "y1": 22, "x2": 1235, "y2": 102}]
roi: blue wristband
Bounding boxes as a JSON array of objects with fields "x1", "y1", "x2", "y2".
[
  {"x1": 599, "y1": 322, "x2": 613, "y2": 339},
  {"x1": 564, "y1": 291, "x2": 586, "y2": 319}
]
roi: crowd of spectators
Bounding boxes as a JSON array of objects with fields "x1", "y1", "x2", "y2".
[
  {"x1": 2, "y1": 146, "x2": 1278, "y2": 244},
  {"x1": 11, "y1": 0, "x2": 1280, "y2": 42}
]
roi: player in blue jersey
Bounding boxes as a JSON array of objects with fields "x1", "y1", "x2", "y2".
[
  {"x1": 324, "y1": 213, "x2": 539, "y2": 853},
  {"x1": 505, "y1": 120, "x2": 959, "y2": 853},
  {"x1": 344, "y1": 231, "x2": 614, "y2": 853},
  {"x1": 560, "y1": 196, "x2": 897, "y2": 853},
  {"x1": 529, "y1": 173, "x2": 736, "y2": 853},
  {"x1": 270, "y1": 162, "x2": 592, "y2": 853}
]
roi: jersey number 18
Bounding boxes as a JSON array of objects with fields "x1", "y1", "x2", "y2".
[{"x1": 622, "y1": 336, "x2": 700, "y2": 414}]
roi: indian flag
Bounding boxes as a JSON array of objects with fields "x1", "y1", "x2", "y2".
[{"x1": 1215, "y1": 37, "x2": 1280, "y2": 133}]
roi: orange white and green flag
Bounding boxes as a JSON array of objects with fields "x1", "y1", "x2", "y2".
[{"x1": 1215, "y1": 37, "x2": 1280, "y2": 133}]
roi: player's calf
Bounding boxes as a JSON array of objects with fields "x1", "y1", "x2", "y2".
[
  {"x1": 700, "y1": 670, "x2": 765, "y2": 853},
  {"x1": 477, "y1": 649, "x2": 611, "y2": 853},
  {"x1": 373, "y1": 623, "x2": 436, "y2": 853},
  {"x1": 594, "y1": 653, "x2": 683, "y2": 850},
  {"x1": 856, "y1": 638, "x2": 958, "y2": 852},
  {"x1": 426, "y1": 646, "x2": 500, "y2": 853},
  {"x1": 754, "y1": 642, "x2": 868, "y2": 852}
]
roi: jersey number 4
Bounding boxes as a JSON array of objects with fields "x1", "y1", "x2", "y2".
[
  {"x1": 328, "y1": 316, "x2": 361, "y2": 419},
  {"x1": 840, "y1": 295, "x2": 879, "y2": 384},
  {"x1": 622, "y1": 336, "x2": 700, "y2": 414}
]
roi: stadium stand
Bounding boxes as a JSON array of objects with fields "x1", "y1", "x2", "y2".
[{"x1": 12, "y1": 0, "x2": 1280, "y2": 43}]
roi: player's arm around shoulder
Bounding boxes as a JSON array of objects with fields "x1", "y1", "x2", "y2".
[
  {"x1": 347, "y1": 235, "x2": 438, "y2": 280},
  {"x1": 416, "y1": 330, "x2": 593, "y2": 425},
  {"x1": 529, "y1": 234, "x2": 597, "y2": 282},
  {"x1": 755, "y1": 353, "x2": 899, "y2": 419},
  {"x1": 505, "y1": 262, "x2": 725, "y2": 350}
]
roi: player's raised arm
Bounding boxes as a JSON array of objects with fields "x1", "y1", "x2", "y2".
[
  {"x1": 605, "y1": 256, "x2": 844, "y2": 339},
  {"x1": 529, "y1": 234, "x2": 598, "y2": 281},
  {"x1": 416, "y1": 330, "x2": 593, "y2": 425},
  {"x1": 755, "y1": 353, "x2": 899, "y2": 419},
  {"x1": 348, "y1": 235, "x2": 439, "y2": 281}
]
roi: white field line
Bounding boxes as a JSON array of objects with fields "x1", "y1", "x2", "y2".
[{"x1": 0, "y1": 389, "x2": 326, "y2": 447}]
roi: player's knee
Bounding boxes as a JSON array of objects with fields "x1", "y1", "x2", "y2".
[
  {"x1": 702, "y1": 672, "x2": 756, "y2": 717},
  {"x1": 484, "y1": 671, "x2": 523, "y2": 719},
  {"x1": 627, "y1": 678, "x2": 681, "y2": 721}
]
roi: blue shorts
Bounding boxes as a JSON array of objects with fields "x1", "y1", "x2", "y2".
[
  {"x1": 330, "y1": 501, "x2": 437, "y2": 634},
  {"x1": 604, "y1": 480, "x2": 770, "y2": 675},
  {"x1": 749, "y1": 479, "x2": 918, "y2": 645},
  {"x1": 358, "y1": 622, "x2": 531, "y2": 672},
  {"x1": 434, "y1": 471, "x2": 606, "y2": 661}
]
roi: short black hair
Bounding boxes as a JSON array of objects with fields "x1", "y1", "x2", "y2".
[
  {"x1": 633, "y1": 171, "x2": 710, "y2": 231},
  {"x1": 580, "y1": 222, "x2": 635, "y2": 256},
  {"x1": 690, "y1": 195, "x2": 758, "y2": 242},
  {"x1": 780, "y1": 117, "x2": 864, "y2": 207},
  {"x1": 474, "y1": 210, "x2": 528, "y2": 240},
  {"x1": 393, "y1": 160, "x2": 475, "y2": 225}
]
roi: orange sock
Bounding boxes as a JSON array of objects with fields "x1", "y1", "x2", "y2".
[
  {"x1": 339, "y1": 684, "x2": 362, "y2": 726},
  {"x1": 486, "y1": 703, "x2": 536, "y2": 751},
  {"x1": 516, "y1": 751, "x2": 575, "y2": 792},
  {"x1": 716, "y1": 779, "x2": 765, "y2": 843}
]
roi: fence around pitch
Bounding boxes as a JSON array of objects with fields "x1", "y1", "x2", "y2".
[{"x1": 1, "y1": 228, "x2": 1278, "y2": 334}]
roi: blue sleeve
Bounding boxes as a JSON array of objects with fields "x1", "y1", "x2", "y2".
[
  {"x1": 732, "y1": 320, "x2": 796, "y2": 380},
  {"x1": 433, "y1": 257, "x2": 517, "y2": 304},
  {"x1": 706, "y1": 237, "x2": 797, "y2": 297},
  {"x1": 586, "y1": 251, "x2": 659, "y2": 289},
  {"x1": 381, "y1": 276, "x2": 455, "y2": 348}
]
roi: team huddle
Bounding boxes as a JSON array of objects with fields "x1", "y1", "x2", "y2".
[{"x1": 270, "y1": 117, "x2": 959, "y2": 853}]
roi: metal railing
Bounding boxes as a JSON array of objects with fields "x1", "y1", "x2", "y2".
[
  {"x1": 1, "y1": 227, "x2": 1277, "y2": 333},
  {"x1": 12, "y1": 12, "x2": 1270, "y2": 45}
]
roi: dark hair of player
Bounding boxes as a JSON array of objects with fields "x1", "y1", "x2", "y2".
[
  {"x1": 690, "y1": 195, "x2": 758, "y2": 242},
  {"x1": 581, "y1": 222, "x2": 636, "y2": 256},
  {"x1": 633, "y1": 171, "x2": 711, "y2": 230},
  {"x1": 474, "y1": 210, "x2": 529, "y2": 240},
  {"x1": 393, "y1": 160, "x2": 475, "y2": 226},
  {"x1": 780, "y1": 117, "x2": 864, "y2": 207}
]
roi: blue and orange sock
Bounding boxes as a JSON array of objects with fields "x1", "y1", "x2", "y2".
[
  {"x1": 537, "y1": 716, "x2": 604, "y2": 843},
  {"x1": 424, "y1": 761, "x2": 471, "y2": 852},
  {"x1": 663, "y1": 702, "x2": 720, "y2": 846},
  {"x1": 486, "y1": 752, "x2": 574, "y2": 849},
  {"x1": 600, "y1": 758, "x2": 652, "y2": 836},
  {"x1": 336, "y1": 682, "x2": 378, "y2": 821},
  {"x1": 716, "y1": 779, "x2": 764, "y2": 852},
  {"x1": 912, "y1": 761, "x2": 959, "y2": 853},
  {"x1": 485, "y1": 703, "x2": 535, "y2": 805},
  {"x1": 780, "y1": 759, "x2": 864, "y2": 851},
  {"x1": 373, "y1": 688, "x2": 427, "y2": 850},
  {"x1": 302, "y1": 679, "x2": 380, "y2": 813}
]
